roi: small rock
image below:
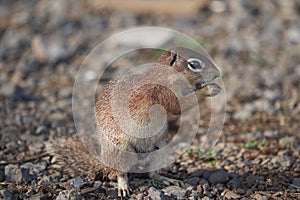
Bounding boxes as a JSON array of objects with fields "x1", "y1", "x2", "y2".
[
  {"x1": 38, "y1": 175, "x2": 52, "y2": 185},
  {"x1": 264, "y1": 130, "x2": 279, "y2": 138},
  {"x1": 20, "y1": 167, "x2": 36, "y2": 182},
  {"x1": 227, "y1": 177, "x2": 242, "y2": 189},
  {"x1": 21, "y1": 162, "x2": 47, "y2": 182},
  {"x1": 208, "y1": 169, "x2": 229, "y2": 185},
  {"x1": 30, "y1": 193, "x2": 49, "y2": 200},
  {"x1": 215, "y1": 183, "x2": 224, "y2": 193},
  {"x1": 56, "y1": 190, "x2": 68, "y2": 200},
  {"x1": 148, "y1": 187, "x2": 163, "y2": 200},
  {"x1": 199, "y1": 178, "x2": 209, "y2": 185},
  {"x1": 56, "y1": 189, "x2": 81, "y2": 200},
  {"x1": 0, "y1": 166, "x2": 4, "y2": 181},
  {"x1": 135, "y1": 193, "x2": 146, "y2": 200},
  {"x1": 236, "y1": 188, "x2": 246, "y2": 195},
  {"x1": 279, "y1": 136, "x2": 295, "y2": 148},
  {"x1": 201, "y1": 197, "x2": 210, "y2": 200},
  {"x1": 184, "y1": 177, "x2": 199, "y2": 186},
  {"x1": 70, "y1": 177, "x2": 84, "y2": 189},
  {"x1": 221, "y1": 189, "x2": 241, "y2": 199},
  {"x1": 106, "y1": 188, "x2": 118, "y2": 199},
  {"x1": 254, "y1": 99, "x2": 274, "y2": 112},
  {"x1": 252, "y1": 193, "x2": 268, "y2": 200},
  {"x1": 162, "y1": 186, "x2": 186, "y2": 199},
  {"x1": 292, "y1": 177, "x2": 300, "y2": 187},
  {"x1": 245, "y1": 189, "x2": 253, "y2": 196},
  {"x1": 0, "y1": 190, "x2": 18, "y2": 200},
  {"x1": 10, "y1": 85, "x2": 31, "y2": 102},
  {"x1": 4, "y1": 164, "x2": 22, "y2": 182},
  {"x1": 32, "y1": 35, "x2": 68, "y2": 63},
  {"x1": 233, "y1": 104, "x2": 254, "y2": 120},
  {"x1": 287, "y1": 27, "x2": 300, "y2": 44},
  {"x1": 189, "y1": 170, "x2": 203, "y2": 177},
  {"x1": 246, "y1": 176, "x2": 258, "y2": 187},
  {"x1": 35, "y1": 125, "x2": 48, "y2": 135},
  {"x1": 28, "y1": 142, "x2": 45, "y2": 153},
  {"x1": 202, "y1": 171, "x2": 211, "y2": 180}
]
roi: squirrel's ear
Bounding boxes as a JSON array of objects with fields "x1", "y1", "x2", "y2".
[{"x1": 157, "y1": 50, "x2": 177, "y2": 67}]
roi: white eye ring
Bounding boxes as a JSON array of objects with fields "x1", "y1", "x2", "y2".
[{"x1": 187, "y1": 58, "x2": 205, "y2": 73}]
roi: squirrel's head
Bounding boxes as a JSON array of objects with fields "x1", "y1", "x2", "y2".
[{"x1": 157, "y1": 47, "x2": 221, "y2": 92}]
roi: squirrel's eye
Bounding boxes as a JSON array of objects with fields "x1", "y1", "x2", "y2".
[{"x1": 187, "y1": 58, "x2": 205, "y2": 73}]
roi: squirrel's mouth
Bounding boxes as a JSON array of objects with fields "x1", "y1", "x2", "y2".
[{"x1": 194, "y1": 81, "x2": 212, "y2": 90}]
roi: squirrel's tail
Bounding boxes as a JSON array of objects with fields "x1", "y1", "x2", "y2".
[{"x1": 46, "y1": 137, "x2": 116, "y2": 180}]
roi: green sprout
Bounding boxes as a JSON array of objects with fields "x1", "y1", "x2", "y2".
[
  {"x1": 201, "y1": 150, "x2": 219, "y2": 161},
  {"x1": 245, "y1": 140, "x2": 267, "y2": 148}
]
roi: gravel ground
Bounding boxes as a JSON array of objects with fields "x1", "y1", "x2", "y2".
[{"x1": 0, "y1": 0, "x2": 300, "y2": 199}]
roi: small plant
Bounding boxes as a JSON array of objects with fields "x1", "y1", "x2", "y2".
[
  {"x1": 185, "y1": 148, "x2": 219, "y2": 166},
  {"x1": 201, "y1": 149, "x2": 219, "y2": 161},
  {"x1": 209, "y1": 160, "x2": 217, "y2": 166},
  {"x1": 185, "y1": 148, "x2": 192, "y2": 156},
  {"x1": 245, "y1": 140, "x2": 267, "y2": 148},
  {"x1": 245, "y1": 141, "x2": 258, "y2": 148}
]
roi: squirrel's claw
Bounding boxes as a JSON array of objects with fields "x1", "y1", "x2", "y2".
[
  {"x1": 117, "y1": 173, "x2": 131, "y2": 197},
  {"x1": 117, "y1": 183, "x2": 131, "y2": 197}
]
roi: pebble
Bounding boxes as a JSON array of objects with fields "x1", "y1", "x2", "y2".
[
  {"x1": 233, "y1": 104, "x2": 254, "y2": 120},
  {"x1": 148, "y1": 187, "x2": 163, "y2": 200},
  {"x1": 4, "y1": 162, "x2": 47, "y2": 183},
  {"x1": 69, "y1": 177, "x2": 84, "y2": 189},
  {"x1": 199, "y1": 178, "x2": 209, "y2": 186},
  {"x1": 254, "y1": 99, "x2": 275, "y2": 112},
  {"x1": 106, "y1": 188, "x2": 118, "y2": 199},
  {"x1": 0, "y1": 166, "x2": 4, "y2": 182},
  {"x1": 236, "y1": 188, "x2": 246, "y2": 195},
  {"x1": 38, "y1": 175, "x2": 52, "y2": 185},
  {"x1": 279, "y1": 136, "x2": 295, "y2": 148},
  {"x1": 246, "y1": 176, "x2": 260, "y2": 187},
  {"x1": 10, "y1": 85, "x2": 31, "y2": 102},
  {"x1": 208, "y1": 169, "x2": 229, "y2": 185},
  {"x1": 31, "y1": 35, "x2": 68, "y2": 64},
  {"x1": 56, "y1": 189, "x2": 81, "y2": 200},
  {"x1": 56, "y1": 190, "x2": 69, "y2": 200},
  {"x1": 201, "y1": 197, "x2": 210, "y2": 200},
  {"x1": 227, "y1": 177, "x2": 242, "y2": 188},
  {"x1": 162, "y1": 186, "x2": 186, "y2": 199},
  {"x1": 29, "y1": 194, "x2": 49, "y2": 200},
  {"x1": 292, "y1": 178, "x2": 300, "y2": 187},
  {"x1": 221, "y1": 189, "x2": 241, "y2": 199},
  {"x1": 264, "y1": 130, "x2": 279, "y2": 138},
  {"x1": 0, "y1": 190, "x2": 18, "y2": 200},
  {"x1": 35, "y1": 125, "x2": 48, "y2": 135},
  {"x1": 184, "y1": 177, "x2": 200, "y2": 187},
  {"x1": 5, "y1": 164, "x2": 22, "y2": 182},
  {"x1": 21, "y1": 162, "x2": 47, "y2": 177}
]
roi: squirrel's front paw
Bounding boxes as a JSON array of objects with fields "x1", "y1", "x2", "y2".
[{"x1": 205, "y1": 83, "x2": 222, "y2": 97}]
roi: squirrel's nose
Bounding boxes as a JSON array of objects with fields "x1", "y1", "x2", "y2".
[{"x1": 216, "y1": 69, "x2": 222, "y2": 78}]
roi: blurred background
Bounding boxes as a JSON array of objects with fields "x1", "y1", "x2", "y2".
[{"x1": 0, "y1": 0, "x2": 299, "y2": 199}]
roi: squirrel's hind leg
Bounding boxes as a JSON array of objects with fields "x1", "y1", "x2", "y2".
[{"x1": 117, "y1": 172, "x2": 131, "y2": 197}]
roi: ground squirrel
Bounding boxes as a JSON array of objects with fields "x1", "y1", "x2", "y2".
[{"x1": 47, "y1": 47, "x2": 221, "y2": 197}]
